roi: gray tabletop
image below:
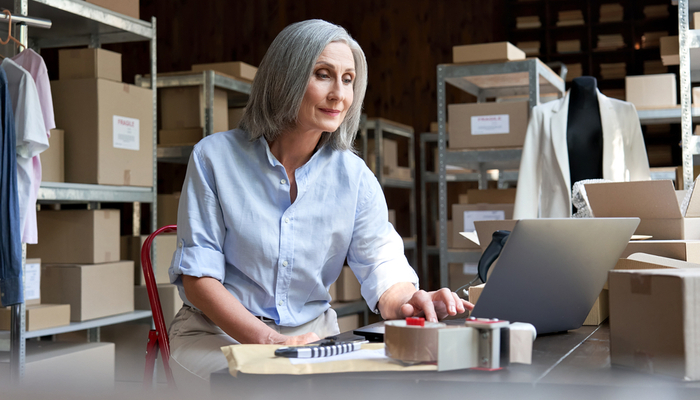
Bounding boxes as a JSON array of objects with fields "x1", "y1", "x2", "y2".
[{"x1": 209, "y1": 322, "x2": 700, "y2": 400}]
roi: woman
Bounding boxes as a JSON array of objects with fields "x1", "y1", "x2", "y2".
[{"x1": 168, "y1": 19, "x2": 472, "y2": 381}]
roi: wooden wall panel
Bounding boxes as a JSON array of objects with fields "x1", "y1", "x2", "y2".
[{"x1": 103, "y1": 0, "x2": 506, "y2": 133}]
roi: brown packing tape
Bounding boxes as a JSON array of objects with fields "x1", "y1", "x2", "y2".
[
  {"x1": 384, "y1": 321, "x2": 445, "y2": 363},
  {"x1": 124, "y1": 170, "x2": 131, "y2": 185},
  {"x1": 630, "y1": 273, "x2": 652, "y2": 295},
  {"x1": 123, "y1": 84, "x2": 130, "y2": 93}
]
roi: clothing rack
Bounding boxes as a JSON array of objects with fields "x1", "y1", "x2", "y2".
[{"x1": 1, "y1": 6, "x2": 51, "y2": 383}]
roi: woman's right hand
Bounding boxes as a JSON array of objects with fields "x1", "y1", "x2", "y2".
[{"x1": 281, "y1": 332, "x2": 320, "y2": 345}]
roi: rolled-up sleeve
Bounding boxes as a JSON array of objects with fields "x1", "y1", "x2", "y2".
[
  {"x1": 347, "y1": 174, "x2": 419, "y2": 312},
  {"x1": 169, "y1": 146, "x2": 226, "y2": 286}
]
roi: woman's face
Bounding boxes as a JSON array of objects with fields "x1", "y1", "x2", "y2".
[{"x1": 297, "y1": 42, "x2": 355, "y2": 135}]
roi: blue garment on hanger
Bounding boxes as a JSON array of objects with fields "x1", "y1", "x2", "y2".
[{"x1": 0, "y1": 67, "x2": 23, "y2": 306}]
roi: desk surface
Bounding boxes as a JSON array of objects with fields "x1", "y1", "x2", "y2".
[{"x1": 210, "y1": 322, "x2": 700, "y2": 400}]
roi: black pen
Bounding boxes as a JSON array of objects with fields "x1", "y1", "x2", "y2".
[{"x1": 275, "y1": 341, "x2": 367, "y2": 358}]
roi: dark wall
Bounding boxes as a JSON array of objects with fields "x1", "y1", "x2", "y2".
[{"x1": 103, "y1": 0, "x2": 507, "y2": 134}]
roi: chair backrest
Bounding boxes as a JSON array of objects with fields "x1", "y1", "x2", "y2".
[{"x1": 140, "y1": 225, "x2": 177, "y2": 358}]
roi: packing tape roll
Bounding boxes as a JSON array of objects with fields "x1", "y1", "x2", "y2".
[{"x1": 384, "y1": 320, "x2": 447, "y2": 363}]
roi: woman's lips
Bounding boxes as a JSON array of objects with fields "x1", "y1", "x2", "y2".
[{"x1": 319, "y1": 108, "x2": 341, "y2": 116}]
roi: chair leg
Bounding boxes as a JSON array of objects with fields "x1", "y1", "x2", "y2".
[
  {"x1": 144, "y1": 330, "x2": 160, "y2": 389},
  {"x1": 161, "y1": 350, "x2": 177, "y2": 388}
]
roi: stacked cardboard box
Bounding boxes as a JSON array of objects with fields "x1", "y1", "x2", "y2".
[
  {"x1": 453, "y1": 42, "x2": 525, "y2": 64},
  {"x1": 451, "y1": 203, "x2": 514, "y2": 250},
  {"x1": 447, "y1": 101, "x2": 529, "y2": 149},
  {"x1": 556, "y1": 39, "x2": 581, "y2": 54},
  {"x1": 641, "y1": 31, "x2": 667, "y2": 49},
  {"x1": 159, "y1": 85, "x2": 229, "y2": 141},
  {"x1": 660, "y1": 36, "x2": 679, "y2": 65},
  {"x1": 599, "y1": 3, "x2": 623, "y2": 23},
  {"x1": 28, "y1": 210, "x2": 134, "y2": 322},
  {"x1": 87, "y1": 0, "x2": 139, "y2": 19},
  {"x1": 625, "y1": 74, "x2": 677, "y2": 109},
  {"x1": 596, "y1": 34, "x2": 625, "y2": 51},
  {"x1": 52, "y1": 48, "x2": 153, "y2": 187},
  {"x1": 643, "y1": 4, "x2": 669, "y2": 20},
  {"x1": 191, "y1": 61, "x2": 257, "y2": 82},
  {"x1": 158, "y1": 192, "x2": 181, "y2": 228},
  {"x1": 556, "y1": 10, "x2": 584, "y2": 26},
  {"x1": 644, "y1": 60, "x2": 667, "y2": 75},
  {"x1": 516, "y1": 41, "x2": 540, "y2": 56},
  {"x1": 41, "y1": 129, "x2": 64, "y2": 182},
  {"x1": 121, "y1": 233, "x2": 177, "y2": 285},
  {"x1": 565, "y1": 63, "x2": 583, "y2": 82},
  {"x1": 600, "y1": 62, "x2": 626, "y2": 79},
  {"x1": 515, "y1": 16, "x2": 541, "y2": 29},
  {"x1": 331, "y1": 266, "x2": 362, "y2": 302}
]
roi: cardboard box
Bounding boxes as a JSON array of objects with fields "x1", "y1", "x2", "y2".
[
  {"x1": 466, "y1": 188, "x2": 517, "y2": 204},
  {"x1": 191, "y1": 61, "x2": 258, "y2": 82},
  {"x1": 384, "y1": 166, "x2": 412, "y2": 181},
  {"x1": 159, "y1": 128, "x2": 203, "y2": 145},
  {"x1": 0, "y1": 341, "x2": 115, "y2": 389},
  {"x1": 41, "y1": 261, "x2": 134, "y2": 321},
  {"x1": 625, "y1": 74, "x2": 677, "y2": 109},
  {"x1": 58, "y1": 48, "x2": 121, "y2": 82},
  {"x1": 160, "y1": 86, "x2": 229, "y2": 133},
  {"x1": 228, "y1": 107, "x2": 246, "y2": 129},
  {"x1": 121, "y1": 233, "x2": 177, "y2": 285},
  {"x1": 51, "y1": 78, "x2": 153, "y2": 187},
  {"x1": 42, "y1": 129, "x2": 64, "y2": 182},
  {"x1": 621, "y1": 240, "x2": 700, "y2": 262},
  {"x1": 448, "y1": 102, "x2": 529, "y2": 149},
  {"x1": 367, "y1": 138, "x2": 398, "y2": 173},
  {"x1": 586, "y1": 180, "x2": 700, "y2": 240},
  {"x1": 158, "y1": 193, "x2": 181, "y2": 228},
  {"x1": 452, "y1": 42, "x2": 526, "y2": 64},
  {"x1": 0, "y1": 303, "x2": 70, "y2": 331},
  {"x1": 468, "y1": 283, "x2": 485, "y2": 306},
  {"x1": 335, "y1": 266, "x2": 361, "y2": 302},
  {"x1": 134, "y1": 284, "x2": 183, "y2": 327},
  {"x1": 452, "y1": 204, "x2": 514, "y2": 249},
  {"x1": 660, "y1": 35, "x2": 679, "y2": 65},
  {"x1": 449, "y1": 261, "x2": 479, "y2": 291},
  {"x1": 24, "y1": 258, "x2": 41, "y2": 305},
  {"x1": 87, "y1": 0, "x2": 139, "y2": 19},
  {"x1": 609, "y1": 268, "x2": 700, "y2": 380},
  {"x1": 28, "y1": 210, "x2": 120, "y2": 264},
  {"x1": 606, "y1": 252, "x2": 700, "y2": 289},
  {"x1": 582, "y1": 289, "x2": 609, "y2": 325}
]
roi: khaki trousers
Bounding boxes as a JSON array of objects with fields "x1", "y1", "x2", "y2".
[{"x1": 168, "y1": 305, "x2": 340, "y2": 383}]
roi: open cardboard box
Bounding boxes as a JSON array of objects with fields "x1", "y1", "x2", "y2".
[{"x1": 585, "y1": 179, "x2": 700, "y2": 240}]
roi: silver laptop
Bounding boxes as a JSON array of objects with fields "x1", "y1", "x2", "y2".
[{"x1": 470, "y1": 218, "x2": 639, "y2": 334}]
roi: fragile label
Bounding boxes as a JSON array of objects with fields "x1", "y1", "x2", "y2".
[
  {"x1": 463, "y1": 263, "x2": 478, "y2": 275},
  {"x1": 471, "y1": 114, "x2": 509, "y2": 135},
  {"x1": 463, "y1": 210, "x2": 506, "y2": 232},
  {"x1": 24, "y1": 261, "x2": 41, "y2": 301},
  {"x1": 113, "y1": 115, "x2": 140, "y2": 151}
]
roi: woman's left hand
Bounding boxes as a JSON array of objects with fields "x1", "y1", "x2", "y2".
[{"x1": 400, "y1": 288, "x2": 473, "y2": 323}]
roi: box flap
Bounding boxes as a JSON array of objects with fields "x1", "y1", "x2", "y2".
[
  {"x1": 684, "y1": 176, "x2": 700, "y2": 217},
  {"x1": 627, "y1": 253, "x2": 700, "y2": 269},
  {"x1": 474, "y1": 219, "x2": 518, "y2": 251},
  {"x1": 585, "y1": 180, "x2": 681, "y2": 219},
  {"x1": 610, "y1": 268, "x2": 700, "y2": 278}
]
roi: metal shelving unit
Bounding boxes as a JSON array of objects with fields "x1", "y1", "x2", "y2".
[
  {"x1": 135, "y1": 70, "x2": 252, "y2": 164},
  {"x1": 0, "y1": 0, "x2": 157, "y2": 382},
  {"x1": 357, "y1": 117, "x2": 417, "y2": 270},
  {"x1": 435, "y1": 59, "x2": 566, "y2": 288}
]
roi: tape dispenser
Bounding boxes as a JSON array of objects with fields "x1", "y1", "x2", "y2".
[{"x1": 384, "y1": 316, "x2": 536, "y2": 371}]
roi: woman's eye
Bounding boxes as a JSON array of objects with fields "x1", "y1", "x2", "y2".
[
  {"x1": 343, "y1": 77, "x2": 353, "y2": 84},
  {"x1": 316, "y1": 72, "x2": 330, "y2": 79}
]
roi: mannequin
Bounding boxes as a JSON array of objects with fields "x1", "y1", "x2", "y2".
[{"x1": 567, "y1": 77, "x2": 603, "y2": 187}]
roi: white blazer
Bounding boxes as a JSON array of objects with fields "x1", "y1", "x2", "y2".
[{"x1": 513, "y1": 90, "x2": 650, "y2": 219}]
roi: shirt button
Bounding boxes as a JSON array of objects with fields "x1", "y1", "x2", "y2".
[
  {"x1": 278, "y1": 300, "x2": 284, "y2": 306},
  {"x1": 178, "y1": 242, "x2": 183, "y2": 248},
  {"x1": 282, "y1": 260, "x2": 288, "y2": 267},
  {"x1": 280, "y1": 179, "x2": 286, "y2": 184},
  {"x1": 285, "y1": 218, "x2": 290, "y2": 224}
]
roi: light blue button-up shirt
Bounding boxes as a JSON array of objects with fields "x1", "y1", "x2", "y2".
[{"x1": 169, "y1": 129, "x2": 418, "y2": 327}]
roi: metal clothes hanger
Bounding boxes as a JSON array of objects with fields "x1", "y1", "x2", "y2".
[{"x1": 0, "y1": 9, "x2": 26, "y2": 59}]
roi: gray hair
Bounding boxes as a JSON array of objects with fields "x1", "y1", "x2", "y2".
[{"x1": 239, "y1": 19, "x2": 368, "y2": 151}]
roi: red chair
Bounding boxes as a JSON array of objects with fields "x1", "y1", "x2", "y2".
[{"x1": 140, "y1": 225, "x2": 177, "y2": 389}]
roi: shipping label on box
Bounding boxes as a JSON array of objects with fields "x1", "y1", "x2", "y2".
[
  {"x1": 463, "y1": 210, "x2": 505, "y2": 232},
  {"x1": 113, "y1": 115, "x2": 140, "y2": 151},
  {"x1": 471, "y1": 114, "x2": 509, "y2": 135},
  {"x1": 24, "y1": 258, "x2": 41, "y2": 305}
]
